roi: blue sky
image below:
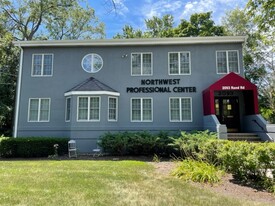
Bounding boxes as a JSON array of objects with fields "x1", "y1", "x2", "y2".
[{"x1": 88, "y1": 0, "x2": 248, "y2": 38}]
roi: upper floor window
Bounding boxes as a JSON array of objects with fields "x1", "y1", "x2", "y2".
[
  {"x1": 108, "y1": 97, "x2": 118, "y2": 121},
  {"x1": 32, "y1": 54, "x2": 53, "y2": 76},
  {"x1": 216, "y1": 50, "x2": 239, "y2": 74},
  {"x1": 131, "y1": 53, "x2": 152, "y2": 76},
  {"x1": 169, "y1": 97, "x2": 192, "y2": 122},
  {"x1": 169, "y1": 52, "x2": 191, "y2": 75},
  {"x1": 77, "y1": 96, "x2": 100, "y2": 121},
  {"x1": 28, "y1": 98, "x2": 50, "y2": 122},
  {"x1": 131, "y1": 98, "x2": 153, "y2": 122},
  {"x1": 81, "y1": 53, "x2": 103, "y2": 73}
]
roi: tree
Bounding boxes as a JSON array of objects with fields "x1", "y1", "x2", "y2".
[
  {"x1": 114, "y1": 12, "x2": 224, "y2": 39},
  {"x1": 0, "y1": 25, "x2": 19, "y2": 135},
  {"x1": 0, "y1": 0, "x2": 105, "y2": 40},
  {"x1": 175, "y1": 12, "x2": 224, "y2": 37}
]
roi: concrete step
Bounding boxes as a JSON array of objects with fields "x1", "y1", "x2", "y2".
[{"x1": 227, "y1": 133, "x2": 262, "y2": 142}]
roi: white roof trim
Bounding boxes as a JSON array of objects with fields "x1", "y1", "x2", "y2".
[
  {"x1": 14, "y1": 36, "x2": 246, "y2": 47},
  {"x1": 64, "y1": 91, "x2": 120, "y2": 97}
]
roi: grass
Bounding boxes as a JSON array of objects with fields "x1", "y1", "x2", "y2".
[{"x1": 0, "y1": 160, "x2": 268, "y2": 206}]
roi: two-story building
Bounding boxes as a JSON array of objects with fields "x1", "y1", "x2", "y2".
[{"x1": 13, "y1": 37, "x2": 275, "y2": 152}]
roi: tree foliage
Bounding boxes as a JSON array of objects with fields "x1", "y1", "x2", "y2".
[
  {"x1": 114, "y1": 12, "x2": 224, "y2": 39},
  {"x1": 0, "y1": 0, "x2": 105, "y2": 40},
  {"x1": 0, "y1": 25, "x2": 19, "y2": 135},
  {"x1": 222, "y1": 7, "x2": 275, "y2": 123}
]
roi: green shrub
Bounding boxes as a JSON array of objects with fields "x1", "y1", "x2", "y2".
[
  {"x1": 0, "y1": 137, "x2": 69, "y2": 158},
  {"x1": 99, "y1": 131, "x2": 176, "y2": 156},
  {"x1": 170, "y1": 130, "x2": 217, "y2": 159},
  {"x1": 172, "y1": 159, "x2": 224, "y2": 184}
]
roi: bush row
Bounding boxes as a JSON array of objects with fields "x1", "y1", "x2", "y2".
[
  {"x1": 99, "y1": 131, "x2": 177, "y2": 156},
  {"x1": 172, "y1": 133, "x2": 275, "y2": 192},
  {"x1": 0, "y1": 137, "x2": 69, "y2": 158}
]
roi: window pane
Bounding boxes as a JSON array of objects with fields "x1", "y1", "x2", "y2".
[
  {"x1": 29, "y1": 99, "x2": 39, "y2": 121},
  {"x1": 142, "y1": 99, "x2": 152, "y2": 121},
  {"x1": 169, "y1": 53, "x2": 179, "y2": 74},
  {"x1": 93, "y1": 54, "x2": 103, "y2": 72},
  {"x1": 33, "y1": 55, "x2": 42, "y2": 75},
  {"x1": 228, "y1": 51, "x2": 239, "y2": 72},
  {"x1": 170, "y1": 98, "x2": 180, "y2": 121},
  {"x1": 43, "y1": 55, "x2": 53, "y2": 75},
  {"x1": 142, "y1": 53, "x2": 152, "y2": 75},
  {"x1": 217, "y1": 52, "x2": 227, "y2": 73},
  {"x1": 66, "y1": 98, "x2": 71, "y2": 121},
  {"x1": 180, "y1": 52, "x2": 190, "y2": 74},
  {"x1": 108, "y1": 98, "x2": 117, "y2": 121},
  {"x1": 132, "y1": 99, "x2": 141, "y2": 121},
  {"x1": 40, "y1": 99, "x2": 50, "y2": 121},
  {"x1": 90, "y1": 97, "x2": 99, "y2": 120},
  {"x1": 132, "y1": 54, "x2": 141, "y2": 75},
  {"x1": 181, "y1": 98, "x2": 191, "y2": 121},
  {"x1": 78, "y1": 97, "x2": 88, "y2": 120}
]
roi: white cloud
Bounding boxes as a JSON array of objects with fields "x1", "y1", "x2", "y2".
[
  {"x1": 141, "y1": 0, "x2": 184, "y2": 19},
  {"x1": 113, "y1": 0, "x2": 129, "y2": 16}
]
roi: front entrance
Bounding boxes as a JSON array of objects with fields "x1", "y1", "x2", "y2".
[{"x1": 215, "y1": 97, "x2": 240, "y2": 132}]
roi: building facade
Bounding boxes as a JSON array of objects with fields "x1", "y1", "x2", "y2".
[{"x1": 14, "y1": 37, "x2": 275, "y2": 152}]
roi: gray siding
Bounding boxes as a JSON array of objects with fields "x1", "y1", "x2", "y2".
[{"x1": 16, "y1": 41, "x2": 244, "y2": 152}]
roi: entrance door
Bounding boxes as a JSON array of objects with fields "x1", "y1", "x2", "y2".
[{"x1": 215, "y1": 97, "x2": 240, "y2": 132}]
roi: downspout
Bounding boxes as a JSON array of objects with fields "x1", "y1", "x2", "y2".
[{"x1": 13, "y1": 45, "x2": 23, "y2": 138}]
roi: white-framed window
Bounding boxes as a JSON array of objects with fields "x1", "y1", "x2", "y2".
[
  {"x1": 28, "y1": 98, "x2": 50, "y2": 122},
  {"x1": 32, "y1": 54, "x2": 53, "y2": 76},
  {"x1": 168, "y1": 52, "x2": 191, "y2": 75},
  {"x1": 108, "y1": 97, "x2": 118, "y2": 121},
  {"x1": 216, "y1": 50, "x2": 239, "y2": 74},
  {"x1": 81, "y1": 53, "x2": 103, "y2": 73},
  {"x1": 131, "y1": 53, "x2": 153, "y2": 76},
  {"x1": 65, "y1": 97, "x2": 71, "y2": 122},
  {"x1": 169, "y1": 97, "x2": 192, "y2": 122},
  {"x1": 131, "y1": 98, "x2": 153, "y2": 122},
  {"x1": 77, "y1": 96, "x2": 100, "y2": 121}
]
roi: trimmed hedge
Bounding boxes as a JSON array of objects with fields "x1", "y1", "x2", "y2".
[
  {"x1": 99, "y1": 131, "x2": 176, "y2": 156},
  {"x1": 0, "y1": 137, "x2": 69, "y2": 158}
]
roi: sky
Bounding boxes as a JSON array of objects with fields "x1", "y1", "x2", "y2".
[{"x1": 88, "y1": 0, "x2": 248, "y2": 38}]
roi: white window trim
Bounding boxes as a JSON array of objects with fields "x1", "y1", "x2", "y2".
[
  {"x1": 216, "y1": 50, "x2": 240, "y2": 74},
  {"x1": 168, "y1": 51, "x2": 191, "y2": 75},
  {"x1": 28, "y1": 98, "x2": 51, "y2": 122},
  {"x1": 108, "y1": 96, "x2": 118, "y2": 122},
  {"x1": 169, "y1": 97, "x2": 192, "y2": 122},
  {"x1": 65, "y1": 97, "x2": 71, "y2": 122},
  {"x1": 31, "y1": 53, "x2": 54, "y2": 77},
  {"x1": 77, "y1": 96, "x2": 101, "y2": 122},
  {"x1": 81, "y1": 53, "x2": 103, "y2": 73},
  {"x1": 130, "y1": 97, "x2": 153, "y2": 122},
  {"x1": 131, "y1": 52, "x2": 153, "y2": 76}
]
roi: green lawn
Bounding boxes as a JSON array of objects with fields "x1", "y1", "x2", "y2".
[{"x1": 0, "y1": 160, "x2": 268, "y2": 206}]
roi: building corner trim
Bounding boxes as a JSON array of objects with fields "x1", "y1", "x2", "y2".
[{"x1": 13, "y1": 47, "x2": 23, "y2": 138}]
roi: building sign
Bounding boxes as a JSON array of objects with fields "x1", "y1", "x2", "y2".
[
  {"x1": 221, "y1": 86, "x2": 246, "y2": 90},
  {"x1": 126, "y1": 79, "x2": 197, "y2": 93}
]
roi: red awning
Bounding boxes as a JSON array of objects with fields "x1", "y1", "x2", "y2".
[{"x1": 203, "y1": 72, "x2": 259, "y2": 115}]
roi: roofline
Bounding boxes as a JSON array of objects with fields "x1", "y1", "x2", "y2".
[
  {"x1": 13, "y1": 36, "x2": 246, "y2": 47},
  {"x1": 64, "y1": 91, "x2": 120, "y2": 97}
]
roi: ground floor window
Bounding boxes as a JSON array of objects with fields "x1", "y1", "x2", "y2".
[
  {"x1": 131, "y1": 98, "x2": 153, "y2": 122},
  {"x1": 77, "y1": 96, "x2": 100, "y2": 121},
  {"x1": 108, "y1": 97, "x2": 118, "y2": 121},
  {"x1": 28, "y1": 98, "x2": 50, "y2": 122},
  {"x1": 169, "y1": 97, "x2": 192, "y2": 122}
]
